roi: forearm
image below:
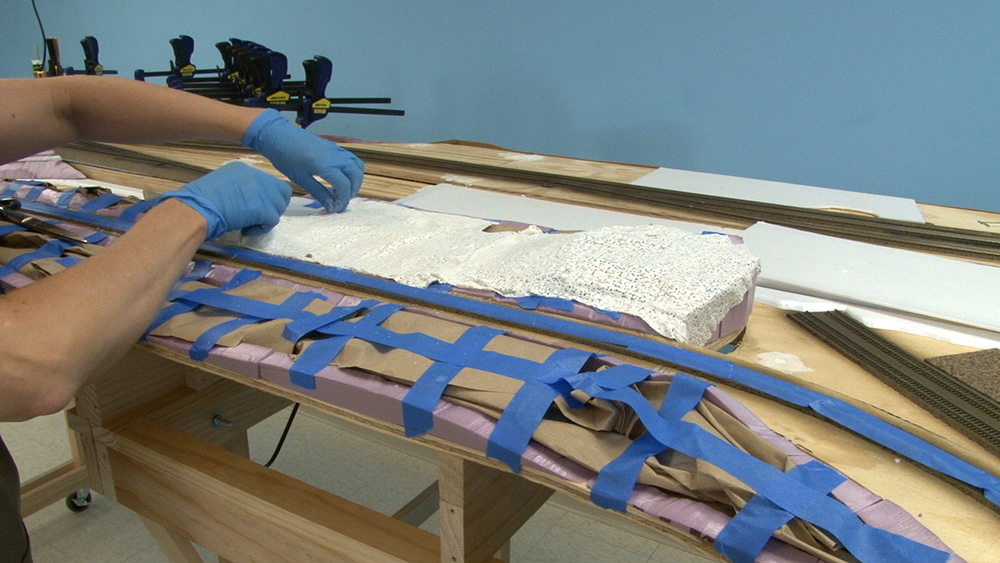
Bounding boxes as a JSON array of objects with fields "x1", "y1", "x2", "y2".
[
  {"x1": 0, "y1": 199, "x2": 206, "y2": 421},
  {"x1": 0, "y1": 76, "x2": 263, "y2": 164}
]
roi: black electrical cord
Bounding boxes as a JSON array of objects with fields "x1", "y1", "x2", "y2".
[
  {"x1": 31, "y1": 0, "x2": 48, "y2": 67},
  {"x1": 264, "y1": 402, "x2": 299, "y2": 468}
]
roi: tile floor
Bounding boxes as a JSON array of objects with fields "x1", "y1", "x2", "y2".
[{"x1": 4, "y1": 407, "x2": 716, "y2": 563}]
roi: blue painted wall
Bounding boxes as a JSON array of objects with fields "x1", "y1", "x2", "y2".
[{"x1": 2, "y1": 1, "x2": 997, "y2": 212}]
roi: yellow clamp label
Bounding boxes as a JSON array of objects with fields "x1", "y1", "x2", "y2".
[
  {"x1": 179, "y1": 64, "x2": 196, "y2": 78},
  {"x1": 312, "y1": 98, "x2": 331, "y2": 115},
  {"x1": 266, "y1": 91, "x2": 290, "y2": 103}
]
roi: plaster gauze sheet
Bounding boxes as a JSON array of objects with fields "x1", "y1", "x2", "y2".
[{"x1": 243, "y1": 200, "x2": 760, "y2": 345}]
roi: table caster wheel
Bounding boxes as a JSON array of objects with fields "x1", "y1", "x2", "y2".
[{"x1": 65, "y1": 490, "x2": 92, "y2": 513}]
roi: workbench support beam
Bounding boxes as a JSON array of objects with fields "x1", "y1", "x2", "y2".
[
  {"x1": 111, "y1": 419, "x2": 444, "y2": 563},
  {"x1": 439, "y1": 455, "x2": 554, "y2": 563},
  {"x1": 140, "y1": 516, "x2": 206, "y2": 563}
]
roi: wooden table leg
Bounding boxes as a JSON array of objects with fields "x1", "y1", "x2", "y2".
[
  {"x1": 141, "y1": 516, "x2": 205, "y2": 563},
  {"x1": 439, "y1": 454, "x2": 553, "y2": 563}
]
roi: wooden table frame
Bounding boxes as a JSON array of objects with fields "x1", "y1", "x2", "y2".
[{"x1": 50, "y1": 343, "x2": 709, "y2": 563}]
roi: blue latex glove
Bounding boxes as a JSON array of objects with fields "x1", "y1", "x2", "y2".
[
  {"x1": 242, "y1": 108, "x2": 364, "y2": 213},
  {"x1": 160, "y1": 161, "x2": 292, "y2": 240}
]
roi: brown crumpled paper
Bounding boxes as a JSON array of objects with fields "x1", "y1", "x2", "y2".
[
  {"x1": 0, "y1": 232, "x2": 844, "y2": 561},
  {"x1": 147, "y1": 277, "x2": 840, "y2": 557}
]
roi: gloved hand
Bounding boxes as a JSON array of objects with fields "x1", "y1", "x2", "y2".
[
  {"x1": 160, "y1": 161, "x2": 291, "y2": 240},
  {"x1": 242, "y1": 108, "x2": 364, "y2": 213}
]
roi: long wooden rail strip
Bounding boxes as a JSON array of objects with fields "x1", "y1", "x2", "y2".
[
  {"x1": 346, "y1": 145, "x2": 1000, "y2": 262},
  {"x1": 54, "y1": 140, "x2": 1000, "y2": 263},
  {"x1": 788, "y1": 310, "x2": 1000, "y2": 460}
]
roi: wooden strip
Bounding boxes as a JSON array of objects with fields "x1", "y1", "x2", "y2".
[
  {"x1": 140, "y1": 516, "x2": 206, "y2": 563},
  {"x1": 146, "y1": 378, "x2": 290, "y2": 448},
  {"x1": 112, "y1": 418, "x2": 446, "y2": 563},
  {"x1": 19, "y1": 461, "x2": 89, "y2": 517},
  {"x1": 65, "y1": 409, "x2": 113, "y2": 498},
  {"x1": 439, "y1": 455, "x2": 553, "y2": 563},
  {"x1": 77, "y1": 347, "x2": 195, "y2": 428},
  {"x1": 392, "y1": 480, "x2": 440, "y2": 527}
]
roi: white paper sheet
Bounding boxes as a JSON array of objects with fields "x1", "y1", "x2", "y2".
[
  {"x1": 632, "y1": 167, "x2": 926, "y2": 223},
  {"x1": 27, "y1": 178, "x2": 147, "y2": 200},
  {"x1": 741, "y1": 223, "x2": 1000, "y2": 333},
  {"x1": 397, "y1": 183, "x2": 719, "y2": 234}
]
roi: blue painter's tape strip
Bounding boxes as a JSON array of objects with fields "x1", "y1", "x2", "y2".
[
  {"x1": 118, "y1": 197, "x2": 160, "y2": 223},
  {"x1": 24, "y1": 186, "x2": 46, "y2": 202},
  {"x1": 402, "y1": 362, "x2": 464, "y2": 437},
  {"x1": 146, "y1": 269, "x2": 262, "y2": 334},
  {"x1": 82, "y1": 231, "x2": 108, "y2": 244},
  {"x1": 401, "y1": 325, "x2": 504, "y2": 438},
  {"x1": 79, "y1": 193, "x2": 124, "y2": 213},
  {"x1": 515, "y1": 295, "x2": 575, "y2": 312},
  {"x1": 23, "y1": 199, "x2": 1000, "y2": 514},
  {"x1": 0, "y1": 225, "x2": 26, "y2": 237},
  {"x1": 287, "y1": 303, "x2": 404, "y2": 390},
  {"x1": 486, "y1": 347, "x2": 593, "y2": 472},
  {"x1": 282, "y1": 302, "x2": 375, "y2": 343},
  {"x1": 715, "y1": 461, "x2": 846, "y2": 563},
  {"x1": 55, "y1": 190, "x2": 78, "y2": 208},
  {"x1": 425, "y1": 282, "x2": 453, "y2": 293},
  {"x1": 592, "y1": 306, "x2": 620, "y2": 320},
  {"x1": 288, "y1": 335, "x2": 351, "y2": 389},
  {"x1": 147, "y1": 302, "x2": 199, "y2": 334},
  {"x1": 186, "y1": 289, "x2": 324, "y2": 361},
  {"x1": 591, "y1": 433, "x2": 665, "y2": 512},
  {"x1": 189, "y1": 317, "x2": 260, "y2": 361},
  {"x1": 222, "y1": 268, "x2": 263, "y2": 289},
  {"x1": 0, "y1": 240, "x2": 73, "y2": 277},
  {"x1": 180, "y1": 260, "x2": 214, "y2": 283},
  {"x1": 591, "y1": 373, "x2": 709, "y2": 511},
  {"x1": 657, "y1": 373, "x2": 711, "y2": 420},
  {"x1": 175, "y1": 288, "x2": 325, "y2": 321},
  {"x1": 562, "y1": 378, "x2": 947, "y2": 563},
  {"x1": 55, "y1": 256, "x2": 84, "y2": 268},
  {"x1": 486, "y1": 382, "x2": 560, "y2": 472},
  {"x1": 0, "y1": 184, "x2": 19, "y2": 198},
  {"x1": 590, "y1": 364, "x2": 656, "y2": 391}
]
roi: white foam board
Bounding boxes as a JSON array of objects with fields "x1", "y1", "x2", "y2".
[
  {"x1": 632, "y1": 167, "x2": 925, "y2": 223},
  {"x1": 397, "y1": 183, "x2": 720, "y2": 234},
  {"x1": 741, "y1": 223, "x2": 1000, "y2": 333},
  {"x1": 754, "y1": 287, "x2": 1000, "y2": 349}
]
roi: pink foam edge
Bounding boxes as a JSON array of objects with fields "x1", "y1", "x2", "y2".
[{"x1": 144, "y1": 330, "x2": 959, "y2": 563}]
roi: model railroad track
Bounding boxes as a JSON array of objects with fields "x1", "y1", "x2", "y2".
[
  {"x1": 788, "y1": 309, "x2": 1000, "y2": 459},
  {"x1": 54, "y1": 140, "x2": 1000, "y2": 263}
]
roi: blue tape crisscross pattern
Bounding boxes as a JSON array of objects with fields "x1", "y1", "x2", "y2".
[
  {"x1": 0, "y1": 239, "x2": 76, "y2": 278},
  {"x1": 3, "y1": 186, "x2": 968, "y2": 563}
]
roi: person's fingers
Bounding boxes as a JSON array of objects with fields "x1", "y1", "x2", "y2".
[
  {"x1": 241, "y1": 223, "x2": 272, "y2": 237},
  {"x1": 293, "y1": 173, "x2": 336, "y2": 212},
  {"x1": 316, "y1": 168, "x2": 353, "y2": 212},
  {"x1": 343, "y1": 155, "x2": 365, "y2": 197}
]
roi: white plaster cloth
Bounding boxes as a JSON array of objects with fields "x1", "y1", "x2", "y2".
[{"x1": 244, "y1": 200, "x2": 760, "y2": 345}]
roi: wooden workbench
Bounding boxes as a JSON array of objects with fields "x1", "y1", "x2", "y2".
[{"x1": 20, "y1": 140, "x2": 1000, "y2": 562}]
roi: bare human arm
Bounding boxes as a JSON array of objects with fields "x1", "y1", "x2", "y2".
[
  {"x1": 0, "y1": 200, "x2": 206, "y2": 421},
  {"x1": 0, "y1": 76, "x2": 291, "y2": 421},
  {"x1": 0, "y1": 75, "x2": 264, "y2": 165}
]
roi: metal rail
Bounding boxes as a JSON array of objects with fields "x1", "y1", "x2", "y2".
[{"x1": 788, "y1": 310, "x2": 1000, "y2": 459}]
